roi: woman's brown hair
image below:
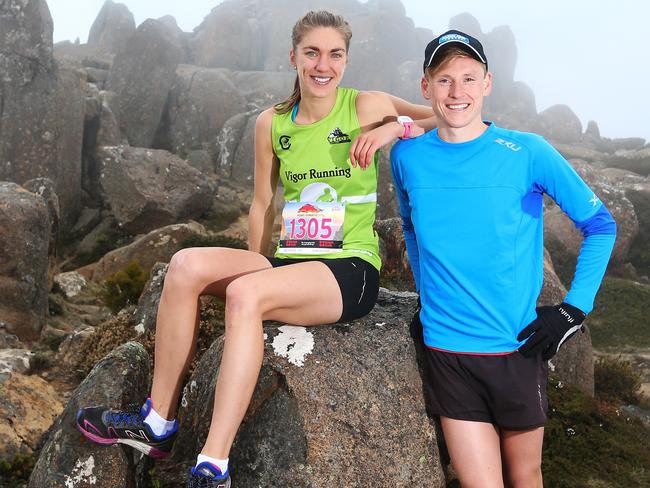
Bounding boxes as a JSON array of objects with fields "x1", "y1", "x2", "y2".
[{"x1": 274, "y1": 11, "x2": 352, "y2": 114}]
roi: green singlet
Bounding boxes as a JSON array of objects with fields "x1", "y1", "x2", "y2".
[{"x1": 271, "y1": 87, "x2": 380, "y2": 270}]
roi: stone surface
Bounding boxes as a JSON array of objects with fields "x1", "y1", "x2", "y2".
[
  {"x1": 53, "y1": 271, "x2": 88, "y2": 299},
  {"x1": 132, "y1": 262, "x2": 168, "y2": 334},
  {"x1": 0, "y1": 1, "x2": 85, "y2": 229},
  {"x1": 171, "y1": 289, "x2": 445, "y2": 487},
  {"x1": 88, "y1": 221, "x2": 208, "y2": 282},
  {"x1": 544, "y1": 159, "x2": 638, "y2": 266},
  {"x1": 29, "y1": 342, "x2": 150, "y2": 488},
  {"x1": 0, "y1": 349, "x2": 33, "y2": 374},
  {"x1": 165, "y1": 65, "x2": 246, "y2": 157},
  {"x1": 0, "y1": 182, "x2": 50, "y2": 341},
  {"x1": 533, "y1": 104, "x2": 583, "y2": 144},
  {"x1": 231, "y1": 114, "x2": 258, "y2": 184},
  {"x1": 539, "y1": 250, "x2": 595, "y2": 396},
  {"x1": 376, "y1": 217, "x2": 415, "y2": 290},
  {"x1": 22, "y1": 177, "x2": 60, "y2": 255},
  {"x1": 105, "y1": 19, "x2": 182, "y2": 147},
  {"x1": 96, "y1": 145, "x2": 214, "y2": 234},
  {"x1": 87, "y1": 0, "x2": 136, "y2": 54},
  {"x1": 0, "y1": 373, "x2": 63, "y2": 460},
  {"x1": 229, "y1": 70, "x2": 295, "y2": 109}
]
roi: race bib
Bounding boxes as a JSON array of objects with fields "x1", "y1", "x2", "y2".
[{"x1": 278, "y1": 201, "x2": 345, "y2": 254}]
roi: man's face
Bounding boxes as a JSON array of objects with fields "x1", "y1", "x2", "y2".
[{"x1": 421, "y1": 56, "x2": 492, "y2": 136}]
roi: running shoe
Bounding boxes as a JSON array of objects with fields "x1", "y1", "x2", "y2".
[
  {"x1": 76, "y1": 398, "x2": 177, "y2": 459},
  {"x1": 186, "y1": 462, "x2": 231, "y2": 488}
]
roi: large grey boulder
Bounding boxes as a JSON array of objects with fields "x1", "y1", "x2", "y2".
[
  {"x1": 29, "y1": 342, "x2": 150, "y2": 488},
  {"x1": 165, "y1": 65, "x2": 246, "y2": 157},
  {"x1": 87, "y1": 221, "x2": 208, "y2": 283},
  {"x1": 87, "y1": 0, "x2": 135, "y2": 54},
  {"x1": 605, "y1": 146, "x2": 650, "y2": 177},
  {"x1": 96, "y1": 145, "x2": 214, "y2": 234},
  {"x1": 105, "y1": 19, "x2": 182, "y2": 147},
  {"x1": 0, "y1": 1, "x2": 85, "y2": 230},
  {"x1": 231, "y1": 114, "x2": 258, "y2": 184},
  {"x1": 229, "y1": 70, "x2": 295, "y2": 109},
  {"x1": 533, "y1": 104, "x2": 583, "y2": 144},
  {"x1": 539, "y1": 250, "x2": 595, "y2": 396},
  {"x1": 23, "y1": 177, "x2": 60, "y2": 255},
  {"x1": 0, "y1": 182, "x2": 50, "y2": 341},
  {"x1": 170, "y1": 289, "x2": 446, "y2": 487},
  {"x1": 214, "y1": 112, "x2": 250, "y2": 179},
  {"x1": 544, "y1": 159, "x2": 637, "y2": 266}
]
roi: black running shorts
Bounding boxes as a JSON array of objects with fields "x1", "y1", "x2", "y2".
[
  {"x1": 266, "y1": 256, "x2": 379, "y2": 323},
  {"x1": 412, "y1": 312, "x2": 548, "y2": 430}
]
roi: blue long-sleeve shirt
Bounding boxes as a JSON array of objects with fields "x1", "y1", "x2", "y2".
[{"x1": 391, "y1": 123, "x2": 616, "y2": 354}]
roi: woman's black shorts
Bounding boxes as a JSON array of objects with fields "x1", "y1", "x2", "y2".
[{"x1": 266, "y1": 256, "x2": 379, "y2": 322}]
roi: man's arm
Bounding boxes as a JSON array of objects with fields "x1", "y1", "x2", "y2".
[{"x1": 518, "y1": 139, "x2": 616, "y2": 360}]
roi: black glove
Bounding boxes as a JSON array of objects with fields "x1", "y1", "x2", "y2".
[{"x1": 517, "y1": 302, "x2": 586, "y2": 360}]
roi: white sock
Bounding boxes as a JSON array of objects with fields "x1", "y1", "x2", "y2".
[
  {"x1": 143, "y1": 404, "x2": 176, "y2": 437},
  {"x1": 196, "y1": 453, "x2": 229, "y2": 476}
]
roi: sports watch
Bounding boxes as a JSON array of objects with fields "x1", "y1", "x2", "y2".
[{"x1": 397, "y1": 115, "x2": 414, "y2": 139}]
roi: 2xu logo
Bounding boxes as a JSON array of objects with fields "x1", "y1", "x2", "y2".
[
  {"x1": 279, "y1": 135, "x2": 291, "y2": 150},
  {"x1": 494, "y1": 138, "x2": 521, "y2": 152}
]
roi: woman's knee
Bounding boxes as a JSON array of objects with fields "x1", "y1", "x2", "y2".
[
  {"x1": 504, "y1": 460, "x2": 542, "y2": 488},
  {"x1": 166, "y1": 248, "x2": 218, "y2": 291},
  {"x1": 224, "y1": 277, "x2": 263, "y2": 318}
]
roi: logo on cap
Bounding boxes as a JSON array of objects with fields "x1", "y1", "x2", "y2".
[{"x1": 439, "y1": 33, "x2": 470, "y2": 45}]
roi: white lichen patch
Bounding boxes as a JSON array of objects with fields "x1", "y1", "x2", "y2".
[
  {"x1": 64, "y1": 456, "x2": 97, "y2": 487},
  {"x1": 0, "y1": 349, "x2": 34, "y2": 374},
  {"x1": 271, "y1": 326, "x2": 314, "y2": 367},
  {"x1": 134, "y1": 322, "x2": 145, "y2": 335}
]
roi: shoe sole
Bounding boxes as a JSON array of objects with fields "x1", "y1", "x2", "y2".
[{"x1": 76, "y1": 421, "x2": 171, "y2": 459}]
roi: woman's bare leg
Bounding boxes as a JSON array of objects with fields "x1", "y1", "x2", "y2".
[
  {"x1": 500, "y1": 427, "x2": 544, "y2": 488},
  {"x1": 149, "y1": 247, "x2": 272, "y2": 418},
  {"x1": 440, "y1": 417, "x2": 504, "y2": 488},
  {"x1": 201, "y1": 261, "x2": 343, "y2": 458}
]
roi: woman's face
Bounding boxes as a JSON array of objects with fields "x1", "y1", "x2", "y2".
[{"x1": 290, "y1": 26, "x2": 348, "y2": 100}]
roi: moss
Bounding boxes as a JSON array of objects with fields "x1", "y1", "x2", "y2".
[
  {"x1": 543, "y1": 377, "x2": 650, "y2": 487},
  {"x1": 69, "y1": 228, "x2": 133, "y2": 268},
  {"x1": 103, "y1": 261, "x2": 148, "y2": 313},
  {"x1": 0, "y1": 452, "x2": 36, "y2": 486},
  {"x1": 626, "y1": 190, "x2": 650, "y2": 277},
  {"x1": 181, "y1": 234, "x2": 246, "y2": 250},
  {"x1": 588, "y1": 277, "x2": 650, "y2": 350}
]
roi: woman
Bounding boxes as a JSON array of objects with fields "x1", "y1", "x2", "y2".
[{"x1": 76, "y1": 10, "x2": 434, "y2": 487}]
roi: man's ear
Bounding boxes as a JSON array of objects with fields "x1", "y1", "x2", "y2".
[
  {"x1": 483, "y1": 71, "x2": 493, "y2": 96},
  {"x1": 421, "y1": 76, "x2": 431, "y2": 100}
]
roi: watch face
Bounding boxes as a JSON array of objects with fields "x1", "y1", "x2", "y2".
[{"x1": 397, "y1": 115, "x2": 414, "y2": 125}]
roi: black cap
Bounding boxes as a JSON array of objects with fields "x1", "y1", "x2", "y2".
[{"x1": 423, "y1": 29, "x2": 488, "y2": 73}]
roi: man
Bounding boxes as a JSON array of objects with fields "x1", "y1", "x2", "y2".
[{"x1": 389, "y1": 30, "x2": 616, "y2": 487}]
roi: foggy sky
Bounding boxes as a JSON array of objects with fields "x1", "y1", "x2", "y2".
[{"x1": 46, "y1": 0, "x2": 646, "y2": 142}]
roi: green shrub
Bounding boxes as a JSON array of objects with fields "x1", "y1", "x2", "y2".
[
  {"x1": 0, "y1": 453, "x2": 36, "y2": 485},
  {"x1": 588, "y1": 277, "x2": 650, "y2": 350},
  {"x1": 103, "y1": 261, "x2": 148, "y2": 313},
  {"x1": 199, "y1": 204, "x2": 241, "y2": 232},
  {"x1": 543, "y1": 377, "x2": 650, "y2": 487},
  {"x1": 595, "y1": 356, "x2": 642, "y2": 405}
]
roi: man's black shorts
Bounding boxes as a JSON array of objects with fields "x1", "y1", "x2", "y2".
[
  {"x1": 266, "y1": 256, "x2": 379, "y2": 323},
  {"x1": 412, "y1": 312, "x2": 548, "y2": 430}
]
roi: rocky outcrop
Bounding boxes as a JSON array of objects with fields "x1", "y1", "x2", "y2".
[
  {"x1": 0, "y1": 183, "x2": 50, "y2": 341},
  {"x1": 605, "y1": 146, "x2": 650, "y2": 177},
  {"x1": 164, "y1": 65, "x2": 246, "y2": 157},
  {"x1": 87, "y1": 0, "x2": 135, "y2": 54},
  {"x1": 132, "y1": 263, "x2": 168, "y2": 333},
  {"x1": 533, "y1": 104, "x2": 583, "y2": 144},
  {"x1": 544, "y1": 159, "x2": 638, "y2": 266},
  {"x1": 0, "y1": 372, "x2": 63, "y2": 460},
  {"x1": 96, "y1": 145, "x2": 214, "y2": 234},
  {"x1": 376, "y1": 217, "x2": 414, "y2": 290},
  {"x1": 22, "y1": 177, "x2": 60, "y2": 256},
  {"x1": 105, "y1": 19, "x2": 182, "y2": 147},
  {"x1": 0, "y1": 0, "x2": 85, "y2": 230},
  {"x1": 229, "y1": 70, "x2": 295, "y2": 109},
  {"x1": 170, "y1": 289, "x2": 445, "y2": 487},
  {"x1": 29, "y1": 342, "x2": 150, "y2": 488},
  {"x1": 85, "y1": 221, "x2": 209, "y2": 282}
]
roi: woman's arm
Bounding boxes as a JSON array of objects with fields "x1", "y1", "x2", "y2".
[
  {"x1": 351, "y1": 91, "x2": 436, "y2": 169},
  {"x1": 248, "y1": 108, "x2": 280, "y2": 255}
]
